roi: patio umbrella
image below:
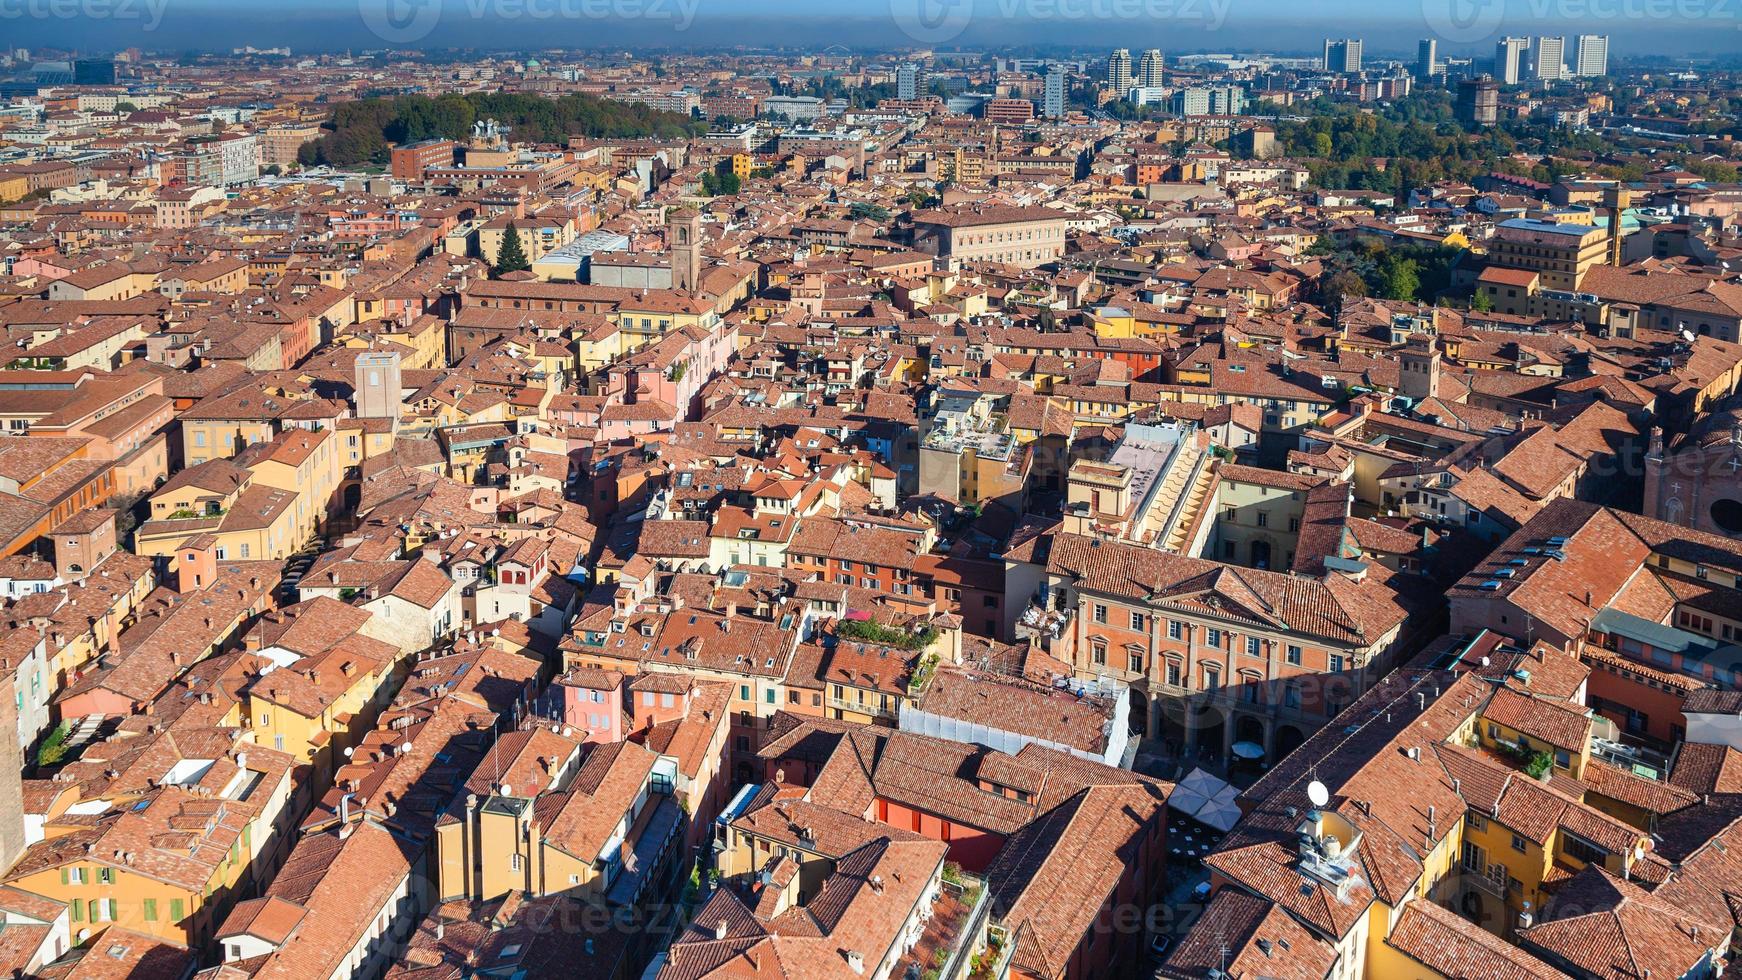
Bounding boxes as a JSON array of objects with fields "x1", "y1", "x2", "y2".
[
  {"x1": 1195, "y1": 784, "x2": 1243, "y2": 832},
  {"x1": 1230, "y1": 741, "x2": 1265, "y2": 761}
]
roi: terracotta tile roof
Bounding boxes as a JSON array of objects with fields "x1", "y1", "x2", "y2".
[
  {"x1": 1387, "y1": 898, "x2": 1568, "y2": 980},
  {"x1": 986, "y1": 783, "x2": 1168, "y2": 979},
  {"x1": 229, "y1": 824, "x2": 418, "y2": 980},
  {"x1": 34, "y1": 927, "x2": 195, "y2": 980},
  {"x1": 1481, "y1": 686, "x2": 1593, "y2": 750},
  {"x1": 1046, "y1": 532, "x2": 1411, "y2": 647},
  {"x1": 1669, "y1": 742, "x2": 1742, "y2": 796},
  {"x1": 1520, "y1": 866, "x2": 1725, "y2": 980},
  {"x1": 1160, "y1": 889, "x2": 1337, "y2": 980}
]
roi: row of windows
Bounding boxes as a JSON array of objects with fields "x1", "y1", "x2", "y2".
[
  {"x1": 1088, "y1": 603, "x2": 1320, "y2": 663},
  {"x1": 69, "y1": 897, "x2": 185, "y2": 923}
]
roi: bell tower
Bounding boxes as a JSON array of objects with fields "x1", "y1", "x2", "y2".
[{"x1": 669, "y1": 209, "x2": 702, "y2": 293}]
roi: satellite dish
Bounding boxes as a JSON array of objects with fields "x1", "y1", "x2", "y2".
[
  {"x1": 1307, "y1": 780, "x2": 1330, "y2": 808},
  {"x1": 343, "y1": 746, "x2": 354, "y2": 758}
]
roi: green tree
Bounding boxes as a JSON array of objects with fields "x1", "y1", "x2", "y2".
[
  {"x1": 1379, "y1": 255, "x2": 1421, "y2": 301},
  {"x1": 1471, "y1": 289, "x2": 1494, "y2": 312},
  {"x1": 1323, "y1": 270, "x2": 1368, "y2": 315},
  {"x1": 849, "y1": 202, "x2": 890, "y2": 222},
  {"x1": 495, "y1": 223, "x2": 530, "y2": 275},
  {"x1": 700, "y1": 170, "x2": 741, "y2": 197}
]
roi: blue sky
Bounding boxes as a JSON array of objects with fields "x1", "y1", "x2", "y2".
[{"x1": 8, "y1": 0, "x2": 1738, "y2": 58}]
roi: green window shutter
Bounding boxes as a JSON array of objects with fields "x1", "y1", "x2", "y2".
[
  {"x1": 143, "y1": 899, "x2": 157, "y2": 921},
  {"x1": 86, "y1": 900, "x2": 98, "y2": 922},
  {"x1": 106, "y1": 899, "x2": 117, "y2": 921},
  {"x1": 169, "y1": 899, "x2": 184, "y2": 921},
  {"x1": 59, "y1": 868, "x2": 69, "y2": 885},
  {"x1": 70, "y1": 900, "x2": 81, "y2": 922}
]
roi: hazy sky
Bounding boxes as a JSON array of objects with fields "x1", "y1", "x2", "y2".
[{"x1": 7, "y1": 0, "x2": 1739, "y2": 59}]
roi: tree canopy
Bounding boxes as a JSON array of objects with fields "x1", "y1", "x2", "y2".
[
  {"x1": 495, "y1": 223, "x2": 530, "y2": 275},
  {"x1": 298, "y1": 91, "x2": 705, "y2": 168}
]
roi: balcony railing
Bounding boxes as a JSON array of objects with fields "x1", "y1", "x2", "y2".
[
  {"x1": 1463, "y1": 866, "x2": 1505, "y2": 897},
  {"x1": 936, "y1": 875, "x2": 994, "y2": 980},
  {"x1": 826, "y1": 695, "x2": 896, "y2": 720}
]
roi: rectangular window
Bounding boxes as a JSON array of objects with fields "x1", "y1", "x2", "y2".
[
  {"x1": 1129, "y1": 611, "x2": 1144, "y2": 631},
  {"x1": 1206, "y1": 628, "x2": 1222, "y2": 647},
  {"x1": 1511, "y1": 834, "x2": 1528, "y2": 853},
  {"x1": 1329, "y1": 654, "x2": 1346, "y2": 673},
  {"x1": 170, "y1": 899, "x2": 184, "y2": 921},
  {"x1": 1167, "y1": 620, "x2": 1183, "y2": 640},
  {"x1": 1563, "y1": 834, "x2": 1608, "y2": 866},
  {"x1": 143, "y1": 899, "x2": 158, "y2": 921},
  {"x1": 1286, "y1": 645, "x2": 1303, "y2": 665},
  {"x1": 1093, "y1": 604, "x2": 1108, "y2": 624},
  {"x1": 1246, "y1": 637, "x2": 1261, "y2": 656},
  {"x1": 740, "y1": 685, "x2": 750, "y2": 701}
]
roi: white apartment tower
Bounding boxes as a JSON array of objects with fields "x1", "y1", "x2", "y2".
[
  {"x1": 1495, "y1": 36, "x2": 1530, "y2": 85},
  {"x1": 1107, "y1": 48, "x2": 1133, "y2": 92},
  {"x1": 1043, "y1": 65, "x2": 1067, "y2": 119},
  {"x1": 1575, "y1": 35, "x2": 1608, "y2": 77},
  {"x1": 1534, "y1": 36, "x2": 1566, "y2": 80},
  {"x1": 897, "y1": 62, "x2": 923, "y2": 101},
  {"x1": 1137, "y1": 48, "x2": 1165, "y2": 88},
  {"x1": 1323, "y1": 38, "x2": 1362, "y2": 74}
]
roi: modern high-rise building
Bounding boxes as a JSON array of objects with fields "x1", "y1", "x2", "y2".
[
  {"x1": 1136, "y1": 49, "x2": 1165, "y2": 88},
  {"x1": 1574, "y1": 34, "x2": 1608, "y2": 77},
  {"x1": 1172, "y1": 86, "x2": 1246, "y2": 116},
  {"x1": 1415, "y1": 38, "x2": 1438, "y2": 81},
  {"x1": 896, "y1": 62, "x2": 923, "y2": 101},
  {"x1": 1043, "y1": 65, "x2": 1067, "y2": 119},
  {"x1": 1323, "y1": 38, "x2": 1363, "y2": 74},
  {"x1": 1534, "y1": 36, "x2": 1566, "y2": 80},
  {"x1": 1107, "y1": 48, "x2": 1133, "y2": 92},
  {"x1": 1495, "y1": 36, "x2": 1530, "y2": 85},
  {"x1": 1457, "y1": 75, "x2": 1500, "y2": 128},
  {"x1": 72, "y1": 58, "x2": 116, "y2": 85}
]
